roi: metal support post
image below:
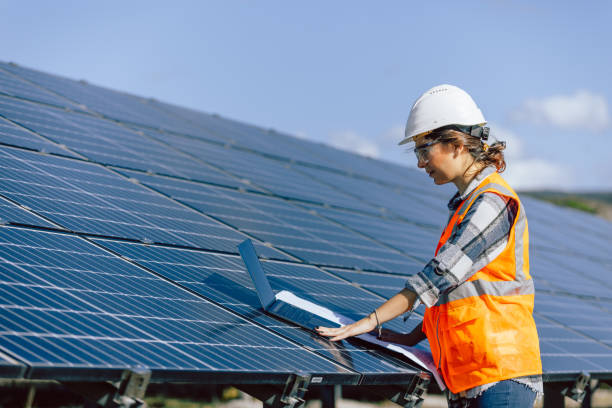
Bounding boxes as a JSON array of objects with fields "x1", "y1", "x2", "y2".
[
  {"x1": 562, "y1": 372, "x2": 591, "y2": 404},
  {"x1": 63, "y1": 368, "x2": 151, "y2": 408},
  {"x1": 581, "y1": 379, "x2": 599, "y2": 408},
  {"x1": 395, "y1": 371, "x2": 430, "y2": 408},
  {"x1": 277, "y1": 373, "x2": 311, "y2": 408},
  {"x1": 237, "y1": 373, "x2": 311, "y2": 408},
  {"x1": 544, "y1": 382, "x2": 566, "y2": 408},
  {"x1": 24, "y1": 385, "x2": 36, "y2": 408},
  {"x1": 580, "y1": 382, "x2": 592, "y2": 408},
  {"x1": 317, "y1": 385, "x2": 339, "y2": 408},
  {"x1": 363, "y1": 371, "x2": 431, "y2": 408}
]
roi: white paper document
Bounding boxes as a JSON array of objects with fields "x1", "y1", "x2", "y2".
[{"x1": 275, "y1": 290, "x2": 446, "y2": 390}]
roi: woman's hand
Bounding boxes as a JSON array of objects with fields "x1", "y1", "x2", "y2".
[
  {"x1": 317, "y1": 290, "x2": 417, "y2": 342},
  {"x1": 316, "y1": 315, "x2": 376, "y2": 342}
]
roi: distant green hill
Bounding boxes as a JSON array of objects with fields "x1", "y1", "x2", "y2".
[{"x1": 520, "y1": 191, "x2": 612, "y2": 221}]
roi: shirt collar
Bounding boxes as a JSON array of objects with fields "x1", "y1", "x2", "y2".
[{"x1": 447, "y1": 166, "x2": 497, "y2": 211}]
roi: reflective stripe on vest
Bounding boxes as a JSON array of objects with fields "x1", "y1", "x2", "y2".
[{"x1": 422, "y1": 172, "x2": 542, "y2": 393}]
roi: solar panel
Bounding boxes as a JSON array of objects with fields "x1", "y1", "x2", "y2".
[
  {"x1": 136, "y1": 128, "x2": 383, "y2": 214},
  {"x1": 524, "y1": 196, "x2": 612, "y2": 263},
  {"x1": 1, "y1": 60, "x2": 612, "y2": 403},
  {"x1": 0, "y1": 226, "x2": 357, "y2": 383},
  {"x1": 116, "y1": 169, "x2": 422, "y2": 273},
  {"x1": 0, "y1": 62, "x2": 209, "y2": 138},
  {"x1": 0, "y1": 146, "x2": 287, "y2": 260},
  {"x1": 0, "y1": 101, "x2": 80, "y2": 157},
  {"x1": 531, "y1": 251, "x2": 612, "y2": 299},
  {"x1": 0, "y1": 96, "x2": 250, "y2": 189},
  {"x1": 0, "y1": 195, "x2": 55, "y2": 228},
  {"x1": 0, "y1": 348, "x2": 26, "y2": 379},
  {"x1": 90, "y1": 238, "x2": 423, "y2": 383},
  {"x1": 298, "y1": 203, "x2": 440, "y2": 263},
  {"x1": 294, "y1": 164, "x2": 448, "y2": 226},
  {"x1": 0, "y1": 65, "x2": 81, "y2": 111},
  {"x1": 535, "y1": 293, "x2": 612, "y2": 378},
  {"x1": 147, "y1": 102, "x2": 443, "y2": 197},
  {"x1": 148, "y1": 99, "x2": 408, "y2": 181}
]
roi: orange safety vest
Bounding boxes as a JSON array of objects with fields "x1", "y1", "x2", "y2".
[{"x1": 422, "y1": 172, "x2": 542, "y2": 393}]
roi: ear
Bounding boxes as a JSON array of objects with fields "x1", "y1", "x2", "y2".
[{"x1": 452, "y1": 143, "x2": 465, "y2": 158}]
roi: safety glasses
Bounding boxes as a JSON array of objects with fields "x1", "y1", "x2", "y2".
[{"x1": 413, "y1": 140, "x2": 441, "y2": 162}]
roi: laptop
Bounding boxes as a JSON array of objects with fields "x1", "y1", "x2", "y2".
[
  {"x1": 238, "y1": 239, "x2": 445, "y2": 389},
  {"x1": 238, "y1": 239, "x2": 341, "y2": 331}
]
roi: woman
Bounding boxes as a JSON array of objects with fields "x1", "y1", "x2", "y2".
[{"x1": 316, "y1": 85, "x2": 543, "y2": 407}]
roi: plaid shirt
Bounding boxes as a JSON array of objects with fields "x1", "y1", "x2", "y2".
[{"x1": 405, "y1": 167, "x2": 543, "y2": 400}]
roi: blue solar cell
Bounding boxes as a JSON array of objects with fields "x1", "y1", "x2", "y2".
[
  {"x1": 0, "y1": 226, "x2": 353, "y2": 380},
  {"x1": 121, "y1": 126, "x2": 259, "y2": 189},
  {"x1": 133, "y1": 129, "x2": 382, "y2": 213},
  {"x1": 299, "y1": 203, "x2": 440, "y2": 263},
  {"x1": 534, "y1": 316, "x2": 612, "y2": 374},
  {"x1": 0, "y1": 96, "x2": 91, "y2": 153},
  {"x1": 1, "y1": 62, "x2": 213, "y2": 139},
  {"x1": 151, "y1": 98, "x2": 419, "y2": 191},
  {"x1": 534, "y1": 294, "x2": 612, "y2": 368},
  {"x1": 0, "y1": 96, "x2": 253, "y2": 190},
  {"x1": 0, "y1": 196, "x2": 55, "y2": 228},
  {"x1": 322, "y1": 268, "x2": 411, "y2": 299},
  {"x1": 524, "y1": 196, "x2": 612, "y2": 239},
  {"x1": 136, "y1": 102, "x2": 239, "y2": 145},
  {"x1": 0, "y1": 146, "x2": 288, "y2": 259},
  {"x1": 531, "y1": 251, "x2": 612, "y2": 299},
  {"x1": 528, "y1": 221, "x2": 574, "y2": 254},
  {"x1": 524, "y1": 196, "x2": 612, "y2": 263},
  {"x1": 0, "y1": 100, "x2": 80, "y2": 157},
  {"x1": 0, "y1": 65, "x2": 80, "y2": 110},
  {"x1": 92, "y1": 239, "x2": 422, "y2": 378},
  {"x1": 118, "y1": 169, "x2": 421, "y2": 273},
  {"x1": 539, "y1": 353, "x2": 604, "y2": 373},
  {"x1": 147, "y1": 101, "x2": 440, "y2": 199},
  {"x1": 148, "y1": 101, "x2": 344, "y2": 167},
  {"x1": 294, "y1": 164, "x2": 448, "y2": 225}
]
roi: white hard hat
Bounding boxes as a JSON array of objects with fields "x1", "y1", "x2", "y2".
[{"x1": 399, "y1": 84, "x2": 487, "y2": 146}]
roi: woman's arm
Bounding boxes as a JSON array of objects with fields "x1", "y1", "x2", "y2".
[
  {"x1": 317, "y1": 193, "x2": 516, "y2": 342},
  {"x1": 405, "y1": 192, "x2": 517, "y2": 308},
  {"x1": 316, "y1": 289, "x2": 417, "y2": 342},
  {"x1": 379, "y1": 321, "x2": 426, "y2": 346}
]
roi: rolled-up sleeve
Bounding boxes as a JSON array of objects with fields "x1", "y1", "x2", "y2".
[{"x1": 405, "y1": 192, "x2": 517, "y2": 307}]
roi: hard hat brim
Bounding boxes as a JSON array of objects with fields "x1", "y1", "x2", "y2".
[
  {"x1": 397, "y1": 131, "x2": 432, "y2": 146},
  {"x1": 397, "y1": 136, "x2": 413, "y2": 146},
  {"x1": 398, "y1": 122, "x2": 487, "y2": 146}
]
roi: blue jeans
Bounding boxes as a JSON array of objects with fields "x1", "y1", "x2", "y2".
[{"x1": 447, "y1": 380, "x2": 537, "y2": 408}]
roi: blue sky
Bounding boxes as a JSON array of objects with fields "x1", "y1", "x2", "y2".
[{"x1": 1, "y1": 1, "x2": 611, "y2": 191}]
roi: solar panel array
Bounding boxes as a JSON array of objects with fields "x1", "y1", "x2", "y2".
[{"x1": 1, "y1": 61, "x2": 612, "y2": 394}]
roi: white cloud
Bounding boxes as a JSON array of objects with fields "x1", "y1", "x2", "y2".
[
  {"x1": 381, "y1": 124, "x2": 404, "y2": 144},
  {"x1": 329, "y1": 123, "x2": 577, "y2": 190},
  {"x1": 292, "y1": 130, "x2": 308, "y2": 140},
  {"x1": 511, "y1": 90, "x2": 610, "y2": 132},
  {"x1": 486, "y1": 123, "x2": 572, "y2": 190},
  {"x1": 503, "y1": 159, "x2": 572, "y2": 191},
  {"x1": 329, "y1": 130, "x2": 380, "y2": 158}
]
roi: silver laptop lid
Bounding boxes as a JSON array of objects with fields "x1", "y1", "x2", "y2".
[{"x1": 238, "y1": 239, "x2": 275, "y2": 310}]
